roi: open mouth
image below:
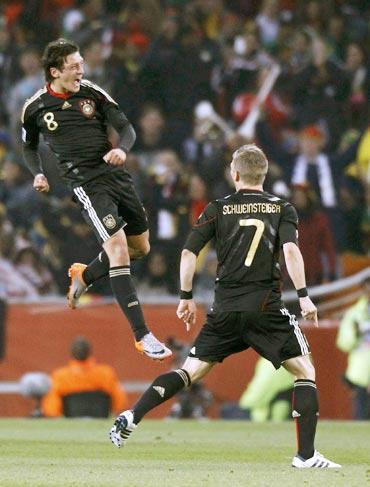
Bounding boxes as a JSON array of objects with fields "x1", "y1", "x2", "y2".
[{"x1": 73, "y1": 79, "x2": 81, "y2": 89}]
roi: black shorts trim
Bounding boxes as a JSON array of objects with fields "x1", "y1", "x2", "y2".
[
  {"x1": 73, "y1": 170, "x2": 148, "y2": 244},
  {"x1": 189, "y1": 306, "x2": 310, "y2": 369},
  {"x1": 74, "y1": 186, "x2": 116, "y2": 241}
]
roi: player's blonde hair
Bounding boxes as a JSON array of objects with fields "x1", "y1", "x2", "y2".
[{"x1": 232, "y1": 144, "x2": 268, "y2": 185}]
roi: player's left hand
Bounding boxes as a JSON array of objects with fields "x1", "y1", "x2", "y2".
[
  {"x1": 299, "y1": 296, "x2": 318, "y2": 327},
  {"x1": 33, "y1": 173, "x2": 50, "y2": 193},
  {"x1": 103, "y1": 148, "x2": 127, "y2": 166},
  {"x1": 177, "y1": 299, "x2": 197, "y2": 332}
]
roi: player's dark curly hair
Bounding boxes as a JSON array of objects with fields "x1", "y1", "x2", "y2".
[{"x1": 42, "y1": 38, "x2": 80, "y2": 82}]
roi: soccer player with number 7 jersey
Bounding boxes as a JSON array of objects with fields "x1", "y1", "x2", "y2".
[
  {"x1": 110, "y1": 144, "x2": 341, "y2": 469},
  {"x1": 21, "y1": 38, "x2": 172, "y2": 362}
]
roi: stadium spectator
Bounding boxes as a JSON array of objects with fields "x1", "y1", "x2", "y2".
[
  {"x1": 0, "y1": 20, "x2": 19, "y2": 123},
  {"x1": 336, "y1": 278, "x2": 370, "y2": 420},
  {"x1": 6, "y1": 46, "x2": 43, "y2": 147},
  {"x1": 144, "y1": 149, "x2": 190, "y2": 279},
  {"x1": 110, "y1": 34, "x2": 148, "y2": 123},
  {"x1": 290, "y1": 184, "x2": 337, "y2": 285},
  {"x1": 81, "y1": 36, "x2": 113, "y2": 94},
  {"x1": 138, "y1": 249, "x2": 177, "y2": 296},
  {"x1": 287, "y1": 29, "x2": 312, "y2": 75},
  {"x1": 0, "y1": 153, "x2": 42, "y2": 230},
  {"x1": 290, "y1": 37, "x2": 350, "y2": 148},
  {"x1": 0, "y1": 250, "x2": 39, "y2": 300},
  {"x1": 256, "y1": 0, "x2": 281, "y2": 50},
  {"x1": 258, "y1": 121, "x2": 361, "y2": 249},
  {"x1": 133, "y1": 104, "x2": 174, "y2": 170},
  {"x1": 14, "y1": 246, "x2": 57, "y2": 296},
  {"x1": 343, "y1": 42, "x2": 369, "y2": 129},
  {"x1": 298, "y1": 0, "x2": 327, "y2": 36},
  {"x1": 42, "y1": 336, "x2": 128, "y2": 418},
  {"x1": 189, "y1": 173, "x2": 209, "y2": 225},
  {"x1": 0, "y1": 278, "x2": 7, "y2": 360},
  {"x1": 182, "y1": 110, "x2": 228, "y2": 195},
  {"x1": 290, "y1": 125, "x2": 360, "y2": 248},
  {"x1": 0, "y1": 213, "x2": 39, "y2": 299}
]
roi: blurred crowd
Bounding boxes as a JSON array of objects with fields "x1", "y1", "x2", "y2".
[{"x1": 0, "y1": 0, "x2": 369, "y2": 300}]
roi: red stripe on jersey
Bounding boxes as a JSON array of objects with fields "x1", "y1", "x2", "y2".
[
  {"x1": 194, "y1": 217, "x2": 216, "y2": 228},
  {"x1": 47, "y1": 83, "x2": 71, "y2": 99}
]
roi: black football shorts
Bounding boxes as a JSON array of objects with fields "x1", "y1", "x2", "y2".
[
  {"x1": 189, "y1": 294, "x2": 310, "y2": 369},
  {"x1": 73, "y1": 169, "x2": 148, "y2": 243}
]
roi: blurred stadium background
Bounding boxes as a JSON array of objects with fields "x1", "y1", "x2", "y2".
[{"x1": 0, "y1": 0, "x2": 369, "y2": 420}]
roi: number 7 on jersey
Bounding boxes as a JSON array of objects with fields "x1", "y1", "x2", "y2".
[{"x1": 239, "y1": 219, "x2": 265, "y2": 267}]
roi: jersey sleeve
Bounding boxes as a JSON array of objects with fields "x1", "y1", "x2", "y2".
[
  {"x1": 184, "y1": 202, "x2": 217, "y2": 255},
  {"x1": 279, "y1": 203, "x2": 298, "y2": 245},
  {"x1": 21, "y1": 103, "x2": 43, "y2": 176},
  {"x1": 82, "y1": 80, "x2": 136, "y2": 153},
  {"x1": 105, "y1": 106, "x2": 136, "y2": 153}
]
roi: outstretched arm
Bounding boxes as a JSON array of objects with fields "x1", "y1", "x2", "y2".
[
  {"x1": 22, "y1": 116, "x2": 50, "y2": 193},
  {"x1": 283, "y1": 241, "x2": 318, "y2": 327},
  {"x1": 177, "y1": 202, "x2": 217, "y2": 330},
  {"x1": 177, "y1": 249, "x2": 198, "y2": 331}
]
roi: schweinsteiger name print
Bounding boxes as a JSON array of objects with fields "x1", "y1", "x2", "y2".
[{"x1": 223, "y1": 203, "x2": 281, "y2": 214}]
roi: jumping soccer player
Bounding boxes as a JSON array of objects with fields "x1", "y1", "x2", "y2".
[
  {"x1": 110, "y1": 144, "x2": 341, "y2": 468},
  {"x1": 21, "y1": 38, "x2": 171, "y2": 361}
]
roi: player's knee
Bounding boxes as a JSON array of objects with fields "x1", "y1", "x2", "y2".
[
  {"x1": 104, "y1": 237, "x2": 129, "y2": 264},
  {"x1": 295, "y1": 359, "x2": 315, "y2": 381},
  {"x1": 284, "y1": 355, "x2": 316, "y2": 381},
  {"x1": 136, "y1": 240, "x2": 150, "y2": 258},
  {"x1": 185, "y1": 369, "x2": 202, "y2": 383},
  {"x1": 182, "y1": 358, "x2": 213, "y2": 383}
]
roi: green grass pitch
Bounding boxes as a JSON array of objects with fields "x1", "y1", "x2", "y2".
[{"x1": 0, "y1": 419, "x2": 369, "y2": 486}]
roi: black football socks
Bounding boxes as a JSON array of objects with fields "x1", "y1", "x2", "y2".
[
  {"x1": 133, "y1": 369, "x2": 191, "y2": 423},
  {"x1": 292, "y1": 379, "x2": 319, "y2": 460},
  {"x1": 109, "y1": 265, "x2": 149, "y2": 341},
  {"x1": 83, "y1": 251, "x2": 109, "y2": 285}
]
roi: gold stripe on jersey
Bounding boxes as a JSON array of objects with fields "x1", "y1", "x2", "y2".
[
  {"x1": 80, "y1": 79, "x2": 118, "y2": 105},
  {"x1": 21, "y1": 86, "x2": 48, "y2": 123},
  {"x1": 222, "y1": 203, "x2": 281, "y2": 215}
]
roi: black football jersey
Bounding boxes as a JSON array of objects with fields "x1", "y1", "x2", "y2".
[
  {"x1": 21, "y1": 80, "x2": 121, "y2": 187},
  {"x1": 184, "y1": 189, "x2": 298, "y2": 310}
]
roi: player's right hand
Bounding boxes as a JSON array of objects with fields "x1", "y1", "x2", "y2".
[
  {"x1": 177, "y1": 299, "x2": 197, "y2": 332},
  {"x1": 33, "y1": 173, "x2": 50, "y2": 193},
  {"x1": 299, "y1": 296, "x2": 318, "y2": 327},
  {"x1": 103, "y1": 148, "x2": 127, "y2": 166}
]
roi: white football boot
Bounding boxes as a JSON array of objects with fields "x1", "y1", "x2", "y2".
[
  {"x1": 110, "y1": 410, "x2": 137, "y2": 448},
  {"x1": 292, "y1": 450, "x2": 341, "y2": 468},
  {"x1": 135, "y1": 332, "x2": 172, "y2": 361}
]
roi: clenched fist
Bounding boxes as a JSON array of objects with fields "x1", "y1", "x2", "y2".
[
  {"x1": 103, "y1": 148, "x2": 127, "y2": 166},
  {"x1": 33, "y1": 173, "x2": 50, "y2": 193}
]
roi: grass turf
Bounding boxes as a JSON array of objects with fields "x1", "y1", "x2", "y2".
[{"x1": 0, "y1": 419, "x2": 368, "y2": 487}]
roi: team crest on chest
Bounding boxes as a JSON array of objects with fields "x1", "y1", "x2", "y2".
[
  {"x1": 79, "y1": 99, "x2": 96, "y2": 118},
  {"x1": 103, "y1": 214, "x2": 116, "y2": 229}
]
